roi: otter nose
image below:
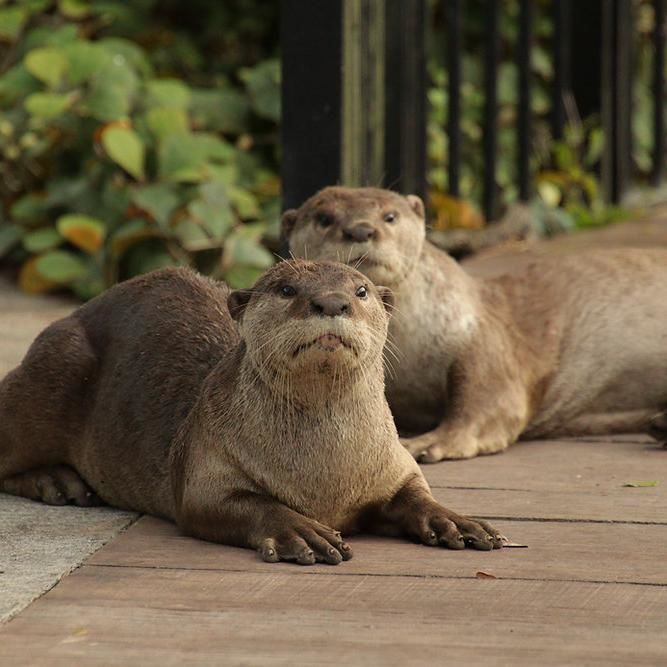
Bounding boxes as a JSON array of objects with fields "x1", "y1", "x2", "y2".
[
  {"x1": 342, "y1": 222, "x2": 376, "y2": 243},
  {"x1": 310, "y1": 293, "x2": 351, "y2": 317}
]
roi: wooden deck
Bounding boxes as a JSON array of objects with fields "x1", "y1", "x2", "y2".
[{"x1": 1, "y1": 435, "x2": 665, "y2": 665}]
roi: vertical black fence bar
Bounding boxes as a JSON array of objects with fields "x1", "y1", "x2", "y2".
[
  {"x1": 517, "y1": 0, "x2": 533, "y2": 201},
  {"x1": 384, "y1": 0, "x2": 427, "y2": 199},
  {"x1": 445, "y1": 0, "x2": 462, "y2": 197},
  {"x1": 280, "y1": 0, "x2": 343, "y2": 210},
  {"x1": 482, "y1": 0, "x2": 499, "y2": 220},
  {"x1": 602, "y1": 0, "x2": 633, "y2": 203},
  {"x1": 653, "y1": 0, "x2": 665, "y2": 184},
  {"x1": 552, "y1": 0, "x2": 571, "y2": 141}
]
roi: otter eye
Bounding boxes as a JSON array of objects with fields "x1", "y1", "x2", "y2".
[
  {"x1": 280, "y1": 284, "x2": 297, "y2": 297},
  {"x1": 383, "y1": 211, "x2": 398, "y2": 223},
  {"x1": 355, "y1": 286, "x2": 368, "y2": 299},
  {"x1": 316, "y1": 212, "x2": 334, "y2": 228}
]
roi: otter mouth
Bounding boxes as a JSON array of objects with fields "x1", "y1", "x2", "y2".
[{"x1": 293, "y1": 333, "x2": 354, "y2": 357}]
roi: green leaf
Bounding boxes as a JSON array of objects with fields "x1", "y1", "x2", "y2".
[
  {"x1": 25, "y1": 92, "x2": 73, "y2": 119},
  {"x1": 0, "y1": 224, "x2": 23, "y2": 257},
  {"x1": 622, "y1": 481, "x2": 658, "y2": 488},
  {"x1": 173, "y1": 219, "x2": 210, "y2": 250},
  {"x1": 146, "y1": 79, "x2": 190, "y2": 109},
  {"x1": 35, "y1": 250, "x2": 88, "y2": 283},
  {"x1": 239, "y1": 59, "x2": 280, "y2": 121},
  {"x1": 23, "y1": 24, "x2": 78, "y2": 51},
  {"x1": 132, "y1": 184, "x2": 180, "y2": 228},
  {"x1": 188, "y1": 182, "x2": 235, "y2": 240},
  {"x1": 229, "y1": 187, "x2": 260, "y2": 220},
  {"x1": 56, "y1": 214, "x2": 106, "y2": 253},
  {"x1": 584, "y1": 128, "x2": 605, "y2": 168},
  {"x1": 225, "y1": 227, "x2": 274, "y2": 269},
  {"x1": 58, "y1": 0, "x2": 92, "y2": 19},
  {"x1": 63, "y1": 41, "x2": 109, "y2": 85},
  {"x1": 0, "y1": 7, "x2": 29, "y2": 41},
  {"x1": 102, "y1": 126, "x2": 145, "y2": 180},
  {"x1": 84, "y1": 52, "x2": 139, "y2": 120},
  {"x1": 190, "y1": 88, "x2": 249, "y2": 133},
  {"x1": 158, "y1": 133, "x2": 207, "y2": 182},
  {"x1": 25, "y1": 48, "x2": 69, "y2": 88},
  {"x1": 0, "y1": 65, "x2": 41, "y2": 105},
  {"x1": 84, "y1": 85, "x2": 130, "y2": 121},
  {"x1": 224, "y1": 264, "x2": 265, "y2": 289},
  {"x1": 146, "y1": 107, "x2": 188, "y2": 140},
  {"x1": 98, "y1": 38, "x2": 153, "y2": 78},
  {"x1": 10, "y1": 193, "x2": 49, "y2": 224},
  {"x1": 23, "y1": 227, "x2": 62, "y2": 253}
]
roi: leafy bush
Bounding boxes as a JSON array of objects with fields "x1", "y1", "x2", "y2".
[{"x1": 0, "y1": 0, "x2": 280, "y2": 298}]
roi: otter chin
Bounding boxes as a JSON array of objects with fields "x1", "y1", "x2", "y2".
[
  {"x1": 283, "y1": 186, "x2": 667, "y2": 463},
  {"x1": 0, "y1": 259, "x2": 505, "y2": 564}
]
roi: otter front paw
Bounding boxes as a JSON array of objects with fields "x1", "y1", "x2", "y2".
[
  {"x1": 415, "y1": 510, "x2": 505, "y2": 551},
  {"x1": 258, "y1": 519, "x2": 353, "y2": 565}
]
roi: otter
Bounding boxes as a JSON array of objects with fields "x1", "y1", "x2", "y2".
[
  {"x1": 0, "y1": 261, "x2": 504, "y2": 563},
  {"x1": 282, "y1": 187, "x2": 667, "y2": 462}
]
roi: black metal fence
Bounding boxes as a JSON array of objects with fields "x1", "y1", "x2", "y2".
[{"x1": 281, "y1": 0, "x2": 666, "y2": 221}]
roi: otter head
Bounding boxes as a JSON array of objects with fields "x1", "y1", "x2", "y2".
[
  {"x1": 228, "y1": 260, "x2": 393, "y2": 394},
  {"x1": 281, "y1": 186, "x2": 426, "y2": 290}
]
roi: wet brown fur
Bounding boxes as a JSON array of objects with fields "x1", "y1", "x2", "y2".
[
  {"x1": 0, "y1": 261, "x2": 503, "y2": 563},
  {"x1": 283, "y1": 186, "x2": 667, "y2": 461}
]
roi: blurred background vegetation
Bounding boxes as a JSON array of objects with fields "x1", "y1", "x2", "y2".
[{"x1": 0, "y1": 0, "x2": 660, "y2": 298}]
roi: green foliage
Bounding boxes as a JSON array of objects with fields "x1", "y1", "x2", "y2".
[
  {"x1": 427, "y1": 0, "x2": 655, "y2": 230},
  {"x1": 0, "y1": 0, "x2": 280, "y2": 298}
]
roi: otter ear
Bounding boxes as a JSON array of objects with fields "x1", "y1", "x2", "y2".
[
  {"x1": 376, "y1": 286, "x2": 395, "y2": 315},
  {"x1": 406, "y1": 195, "x2": 425, "y2": 220},
  {"x1": 281, "y1": 209, "x2": 299, "y2": 238},
  {"x1": 228, "y1": 289, "x2": 253, "y2": 322}
]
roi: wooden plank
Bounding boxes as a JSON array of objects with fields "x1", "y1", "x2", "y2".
[
  {"x1": 423, "y1": 437, "x2": 666, "y2": 496},
  {"x1": 88, "y1": 516, "x2": 667, "y2": 585},
  {"x1": 1, "y1": 567, "x2": 665, "y2": 666},
  {"x1": 431, "y1": 486, "x2": 667, "y2": 524}
]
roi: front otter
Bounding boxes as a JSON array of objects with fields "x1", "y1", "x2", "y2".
[
  {"x1": 283, "y1": 187, "x2": 667, "y2": 462},
  {"x1": 0, "y1": 261, "x2": 503, "y2": 563}
]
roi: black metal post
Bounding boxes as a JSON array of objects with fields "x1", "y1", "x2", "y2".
[
  {"x1": 445, "y1": 0, "x2": 462, "y2": 198},
  {"x1": 280, "y1": 0, "x2": 343, "y2": 210},
  {"x1": 653, "y1": 0, "x2": 665, "y2": 184},
  {"x1": 384, "y1": 0, "x2": 427, "y2": 199},
  {"x1": 517, "y1": 0, "x2": 533, "y2": 201},
  {"x1": 552, "y1": 0, "x2": 571, "y2": 141},
  {"x1": 482, "y1": 0, "x2": 499, "y2": 220},
  {"x1": 602, "y1": 0, "x2": 633, "y2": 202},
  {"x1": 571, "y1": 0, "x2": 633, "y2": 202}
]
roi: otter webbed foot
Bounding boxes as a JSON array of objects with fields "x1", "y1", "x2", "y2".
[
  {"x1": 259, "y1": 518, "x2": 353, "y2": 565},
  {"x1": 376, "y1": 475, "x2": 507, "y2": 550},
  {"x1": 178, "y1": 492, "x2": 353, "y2": 565},
  {"x1": 1, "y1": 464, "x2": 102, "y2": 506}
]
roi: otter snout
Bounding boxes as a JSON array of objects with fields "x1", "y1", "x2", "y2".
[
  {"x1": 311, "y1": 293, "x2": 351, "y2": 318},
  {"x1": 342, "y1": 222, "x2": 376, "y2": 243}
]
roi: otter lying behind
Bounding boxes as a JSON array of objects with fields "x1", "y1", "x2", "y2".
[
  {"x1": 0, "y1": 261, "x2": 503, "y2": 563},
  {"x1": 283, "y1": 187, "x2": 667, "y2": 462}
]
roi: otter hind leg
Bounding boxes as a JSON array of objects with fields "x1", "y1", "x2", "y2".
[
  {"x1": 0, "y1": 316, "x2": 96, "y2": 480},
  {"x1": 1, "y1": 464, "x2": 103, "y2": 507}
]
